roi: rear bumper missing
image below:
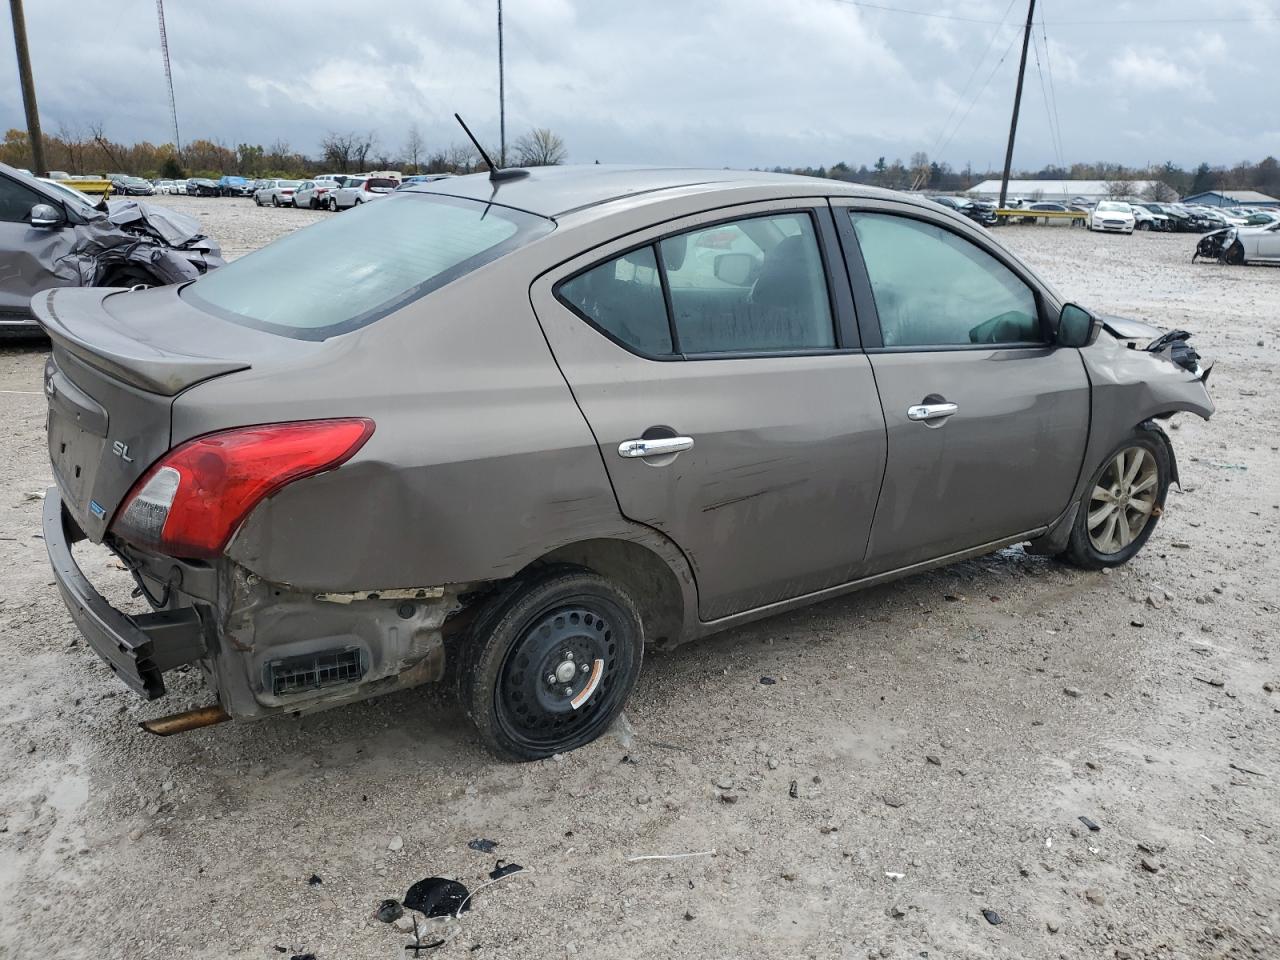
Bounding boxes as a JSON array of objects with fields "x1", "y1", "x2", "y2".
[{"x1": 43, "y1": 488, "x2": 207, "y2": 699}]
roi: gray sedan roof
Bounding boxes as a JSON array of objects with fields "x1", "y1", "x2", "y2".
[{"x1": 409, "y1": 164, "x2": 884, "y2": 218}]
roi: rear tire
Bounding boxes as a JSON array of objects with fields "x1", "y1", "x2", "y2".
[
  {"x1": 459, "y1": 567, "x2": 644, "y2": 761},
  {"x1": 1061, "y1": 429, "x2": 1170, "y2": 570},
  {"x1": 272, "y1": 195, "x2": 280, "y2": 207}
]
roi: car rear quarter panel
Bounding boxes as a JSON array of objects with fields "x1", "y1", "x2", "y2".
[{"x1": 175, "y1": 249, "x2": 692, "y2": 618}]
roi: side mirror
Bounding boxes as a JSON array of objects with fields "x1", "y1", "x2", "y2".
[
  {"x1": 29, "y1": 203, "x2": 64, "y2": 228},
  {"x1": 713, "y1": 252, "x2": 759, "y2": 287},
  {"x1": 1057, "y1": 303, "x2": 1102, "y2": 348}
]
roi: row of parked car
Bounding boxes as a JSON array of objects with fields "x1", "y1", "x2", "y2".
[{"x1": 247, "y1": 172, "x2": 452, "y2": 211}]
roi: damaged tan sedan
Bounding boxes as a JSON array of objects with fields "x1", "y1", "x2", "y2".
[{"x1": 38, "y1": 166, "x2": 1213, "y2": 759}]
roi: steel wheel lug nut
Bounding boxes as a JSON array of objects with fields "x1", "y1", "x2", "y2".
[
  {"x1": 579, "y1": 663, "x2": 589, "y2": 673},
  {"x1": 546, "y1": 674, "x2": 556, "y2": 685},
  {"x1": 563, "y1": 686, "x2": 573, "y2": 696}
]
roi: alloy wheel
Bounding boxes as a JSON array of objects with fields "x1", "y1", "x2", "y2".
[{"x1": 1087, "y1": 446, "x2": 1159, "y2": 554}]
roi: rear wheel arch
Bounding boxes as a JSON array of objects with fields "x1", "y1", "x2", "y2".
[{"x1": 536, "y1": 538, "x2": 688, "y2": 649}]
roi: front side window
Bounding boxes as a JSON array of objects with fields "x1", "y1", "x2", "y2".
[
  {"x1": 851, "y1": 212, "x2": 1041, "y2": 347},
  {"x1": 0, "y1": 174, "x2": 43, "y2": 223},
  {"x1": 556, "y1": 210, "x2": 835, "y2": 358},
  {"x1": 184, "y1": 193, "x2": 553, "y2": 339}
]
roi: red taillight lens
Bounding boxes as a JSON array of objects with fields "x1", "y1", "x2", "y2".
[{"x1": 112, "y1": 419, "x2": 374, "y2": 559}]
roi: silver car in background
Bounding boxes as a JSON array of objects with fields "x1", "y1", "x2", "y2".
[
  {"x1": 253, "y1": 179, "x2": 302, "y2": 207},
  {"x1": 327, "y1": 176, "x2": 397, "y2": 210},
  {"x1": 36, "y1": 166, "x2": 1212, "y2": 759}
]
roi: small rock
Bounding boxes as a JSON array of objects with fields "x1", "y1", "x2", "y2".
[
  {"x1": 1136, "y1": 839, "x2": 1167, "y2": 854},
  {"x1": 982, "y1": 909, "x2": 1003, "y2": 925},
  {"x1": 1047, "y1": 919, "x2": 1061, "y2": 933},
  {"x1": 1130, "y1": 618, "x2": 1145, "y2": 628},
  {"x1": 1171, "y1": 540, "x2": 1192, "y2": 549},
  {"x1": 307, "y1": 874, "x2": 323, "y2": 886},
  {"x1": 551, "y1": 753, "x2": 565, "y2": 762},
  {"x1": 714, "y1": 777, "x2": 734, "y2": 790},
  {"x1": 683, "y1": 910, "x2": 695, "y2": 921},
  {"x1": 160, "y1": 781, "x2": 174, "y2": 793},
  {"x1": 925, "y1": 755, "x2": 942, "y2": 767},
  {"x1": 888, "y1": 905, "x2": 906, "y2": 920},
  {"x1": 387, "y1": 836, "x2": 404, "y2": 852},
  {"x1": 883, "y1": 795, "x2": 905, "y2": 808},
  {"x1": 780, "y1": 871, "x2": 797, "y2": 881},
  {"x1": 1085, "y1": 888, "x2": 1106, "y2": 906},
  {"x1": 1063, "y1": 687, "x2": 1082, "y2": 698},
  {"x1": 759, "y1": 676, "x2": 777, "y2": 685},
  {"x1": 766, "y1": 757, "x2": 779, "y2": 770},
  {"x1": 1145, "y1": 595, "x2": 1162, "y2": 609},
  {"x1": 1085, "y1": 760, "x2": 1102, "y2": 771},
  {"x1": 636, "y1": 795, "x2": 651, "y2": 806},
  {"x1": 719, "y1": 793, "x2": 738, "y2": 805},
  {"x1": 1140, "y1": 858, "x2": 1160, "y2": 873},
  {"x1": 376, "y1": 899, "x2": 404, "y2": 923}
]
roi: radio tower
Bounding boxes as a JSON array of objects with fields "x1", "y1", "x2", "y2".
[{"x1": 155, "y1": 0, "x2": 181, "y2": 158}]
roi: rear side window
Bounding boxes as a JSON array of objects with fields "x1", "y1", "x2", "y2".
[
  {"x1": 558, "y1": 247, "x2": 672, "y2": 356},
  {"x1": 556, "y1": 210, "x2": 835, "y2": 358},
  {"x1": 184, "y1": 194, "x2": 553, "y2": 339},
  {"x1": 851, "y1": 212, "x2": 1041, "y2": 347}
]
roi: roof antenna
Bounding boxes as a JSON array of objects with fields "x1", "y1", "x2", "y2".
[{"x1": 454, "y1": 113, "x2": 528, "y2": 183}]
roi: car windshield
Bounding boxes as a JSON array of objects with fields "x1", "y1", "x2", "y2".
[
  {"x1": 1096, "y1": 202, "x2": 1131, "y2": 212},
  {"x1": 278, "y1": 180, "x2": 300, "y2": 188},
  {"x1": 183, "y1": 193, "x2": 554, "y2": 340}
]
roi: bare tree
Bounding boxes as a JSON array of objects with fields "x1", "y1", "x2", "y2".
[
  {"x1": 908, "y1": 151, "x2": 930, "y2": 192},
  {"x1": 320, "y1": 132, "x2": 357, "y2": 172},
  {"x1": 353, "y1": 132, "x2": 376, "y2": 172},
  {"x1": 444, "y1": 142, "x2": 479, "y2": 173},
  {"x1": 1143, "y1": 180, "x2": 1177, "y2": 202},
  {"x1": 512, "y1": 128, "x2": 566, "y2": 166},
  {"x1": 1105, "y1": 179, "x2": 1132, "y2": 199},
  {"x1": 403, "y1": 123, "x2": 425, "y2": 174}
]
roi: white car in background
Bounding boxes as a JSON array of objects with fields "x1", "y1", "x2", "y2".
[
  {"x1": 153, "y1": 179, "x2": 177, "y2": 195},
  {"x1": 1088, "y1": 201, "x2": 1136, "y2": 234},
  {"x1": 253, "y1": 179, "x2": 301, "y2": 207},
  {"x1": 1129, "y1": 203, "x2": 1170, "y2": 232},
  {"x1": 293, "y1": 179, "x2": 340, "y2": 209},
  {"x1": 327, "y1": 176, "x2": 398, "y2": 211}
]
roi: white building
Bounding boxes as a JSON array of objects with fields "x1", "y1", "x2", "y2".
[{"x1": 965, "y1": 179, "x2": 1172, "y2": 203}]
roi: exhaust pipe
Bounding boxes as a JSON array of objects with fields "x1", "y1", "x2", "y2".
[{"x1": 139, "y1": 704, "x2": 230, "y2": 736}]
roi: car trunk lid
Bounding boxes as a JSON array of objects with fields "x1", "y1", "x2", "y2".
[{"x1": 34, "y1": 285, "x2": 270, "y2": 541}]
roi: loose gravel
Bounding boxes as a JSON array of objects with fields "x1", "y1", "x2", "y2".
[{"x1": 1, "y1": 198, "x2": 1277, "y2": 959}]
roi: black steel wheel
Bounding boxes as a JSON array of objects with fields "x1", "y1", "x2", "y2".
[{"x1": 460, "y1": 567, "x2": 643, "y2": 761}]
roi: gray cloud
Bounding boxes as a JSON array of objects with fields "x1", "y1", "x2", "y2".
[{"x1": 2, "y1": 0, "x2": 1277, "y2": 168}]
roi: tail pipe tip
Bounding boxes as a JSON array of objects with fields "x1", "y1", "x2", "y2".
[{"x1": 139, "y1": 704, "x2": 230, "y2": 736}]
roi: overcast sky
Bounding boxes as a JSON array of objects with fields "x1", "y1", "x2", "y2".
[{"x1": 3, "y1": 0, "x2": 1278, "y2": 170}]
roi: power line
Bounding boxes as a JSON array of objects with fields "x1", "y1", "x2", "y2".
[
  {"x1": 1040, "y1": 1, "x2": 1065, "y2": 169},
  {"x1": 934, "y1": 26, "x2": 1022, "y2": 160},
  {"x1": 1030, "y1": 29, "x2": 1062, "y2": 168},
  {"x1": 927, "y1": 0, "x2": 1018, "y2": 160},
  {"x1": 829, "y1": 0, "x2": 1280, "y2": 26}
]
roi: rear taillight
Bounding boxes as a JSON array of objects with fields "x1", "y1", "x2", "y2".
[{"x1": 112, "y1": 419, "x2": 374, "y2": 559}]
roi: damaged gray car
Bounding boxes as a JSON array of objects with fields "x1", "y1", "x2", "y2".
[
  {"x1": 37, "y1": 166, "x2": 1213, "y2": 760},
  {"x1": 0, "y1": 162, "x2": 223, "y2": 333}
]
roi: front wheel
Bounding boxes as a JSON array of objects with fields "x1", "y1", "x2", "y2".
[
  {"x1": 327, "y1": 198, "x2": 338, "y2": 212},
  {"x1": 1061, "y1": 430, "x2": 1171, "y2": 570},
  {"x1": 254, "y1": 196, "x2": 262, "y2": 206},
  {"x1": 1224, "y1": 242, "x2": 1244, "y2": 265},
  {"x1": 459, "y1": 567, "x2": 644, "y2": 761}
]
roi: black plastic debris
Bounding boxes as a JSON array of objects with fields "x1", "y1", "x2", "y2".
[
  {"x1": 376, "y1": 899, "x2": 404, "y2": 923},
  {"x1": 468, "y1": 839, "x2": 498, "y2": 854},
  {"x1": 789, "y1": 780, "x2": 799, "y2": 799},
  {"x1": 404, "y1": 877, "x2": 471, "y2": 917},
  {"x1": 307, "y1": 874, "x2": 323, "y2": 886},
  {"x1": 290, "y1": 954, "x2": 317, "y2": 960},
  {"x1": 489, "y1": 860, "x2": 524, "y2": 881},
  {"x1": 1079, "y1": 816, "x2": 1101, "y2": 832},
  {"x1": 759, "y1": 676, "x2": 777, "y2": 685},
  {"x1": 982, "y1": 909, "x2": 1003, "y2": 925}
]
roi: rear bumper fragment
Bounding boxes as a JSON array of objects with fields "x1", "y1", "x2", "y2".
[{"x1": 43, "y1": 488, "x2": 207, "y2": 700}]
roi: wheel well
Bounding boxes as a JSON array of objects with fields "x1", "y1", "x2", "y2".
[
  {"x1": 536, "y1": 539, "x2": 685, "y2": 648},
  {"x1": 1136, "y1": 418, "x2": 1179, "y2": 486}
]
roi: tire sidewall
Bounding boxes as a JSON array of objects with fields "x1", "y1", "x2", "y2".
[
  {"x1": 1067, "y1": 430, "x2": 1171, "y2": 568},
  {"x1": 461, "y1": 568, "x2": 644, "y2": 761}
]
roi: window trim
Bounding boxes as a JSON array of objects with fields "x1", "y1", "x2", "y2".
[
  {"x1": 551, "y1": 206, "x2": 855, "y2": 362},
  {"x1": 832, "y1": 200, "x2": 1054, "y2": 352}
]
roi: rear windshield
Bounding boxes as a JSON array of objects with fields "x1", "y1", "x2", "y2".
[
  {"x1": 183, "y1": 193, "x2": 553, "y2": 340},
  {"x1": 367, "y1": 178, "x2": 396, "y2": 188}
]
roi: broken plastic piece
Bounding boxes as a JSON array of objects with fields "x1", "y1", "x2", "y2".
[
  {"x1": 1079, "y1": 816, "x2": 1101, "y2": 832},
  {"x1": 376, "y1": 899, "x2": 404, "y2": 923},
  {"x1": 468, "y1": 838, "x2": 498, "y2": 853},
  {"x1": 488, "y1": 860, "x2": 523, "y2": 881},
  {"x1": 403, "y1": 877, "x2": 471, "y2": 917},
  {"x1": 307, "y1": 874, "x2": 322, "y2": 886}
]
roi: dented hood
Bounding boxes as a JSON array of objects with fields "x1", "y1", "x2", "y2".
[{"x1": 104, "y1": 198, "x2": 215, "y2": 250}]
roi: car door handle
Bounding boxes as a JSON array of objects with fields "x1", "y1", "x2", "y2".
[
  {"x1": 617, "y1": 436, "x2": 695, "y2": 458},
  {"x1": 907, "y1": 402, "x2": 959, "y2": 422}
]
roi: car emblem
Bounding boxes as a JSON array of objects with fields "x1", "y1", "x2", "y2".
[{"x1": 111, "y1": 440, "x2": 135, "y2": 463}]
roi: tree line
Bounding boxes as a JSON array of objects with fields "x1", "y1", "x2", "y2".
[
  {"x1": 769, "y1": 153, "x2": 1280, "y2": 200},
  {"x1": 0, "y1": 124, "x2": 568, "y2": 179},
  {"x1": 3, "y1": 125, "x2": 1277, "y2": 200}
]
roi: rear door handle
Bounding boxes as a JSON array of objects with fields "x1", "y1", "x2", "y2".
[
  {"x1": 618, "y1": 436, "x2": 694, "y2": 458},
  {"x1": 907, "y1": 402, "x2": 958, "y2": 422}
]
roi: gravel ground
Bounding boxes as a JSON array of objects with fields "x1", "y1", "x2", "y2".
[{"x1": 1, "y1": 197, "x2": 1278, "y2": 960}]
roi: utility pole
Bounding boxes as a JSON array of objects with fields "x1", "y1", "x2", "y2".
[
  {"x1": 497, "y1": 0, "x2": 506, "y2": 167},
  {"x1": 156, "y1": 0, "x2": 181, "y2": 159},
  {"x1": 998, "y1": 0, "x2": 1036, "y2": 209},
  {"x1": 8, "y1": 0, "x2": 46, "y2": 176}
]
